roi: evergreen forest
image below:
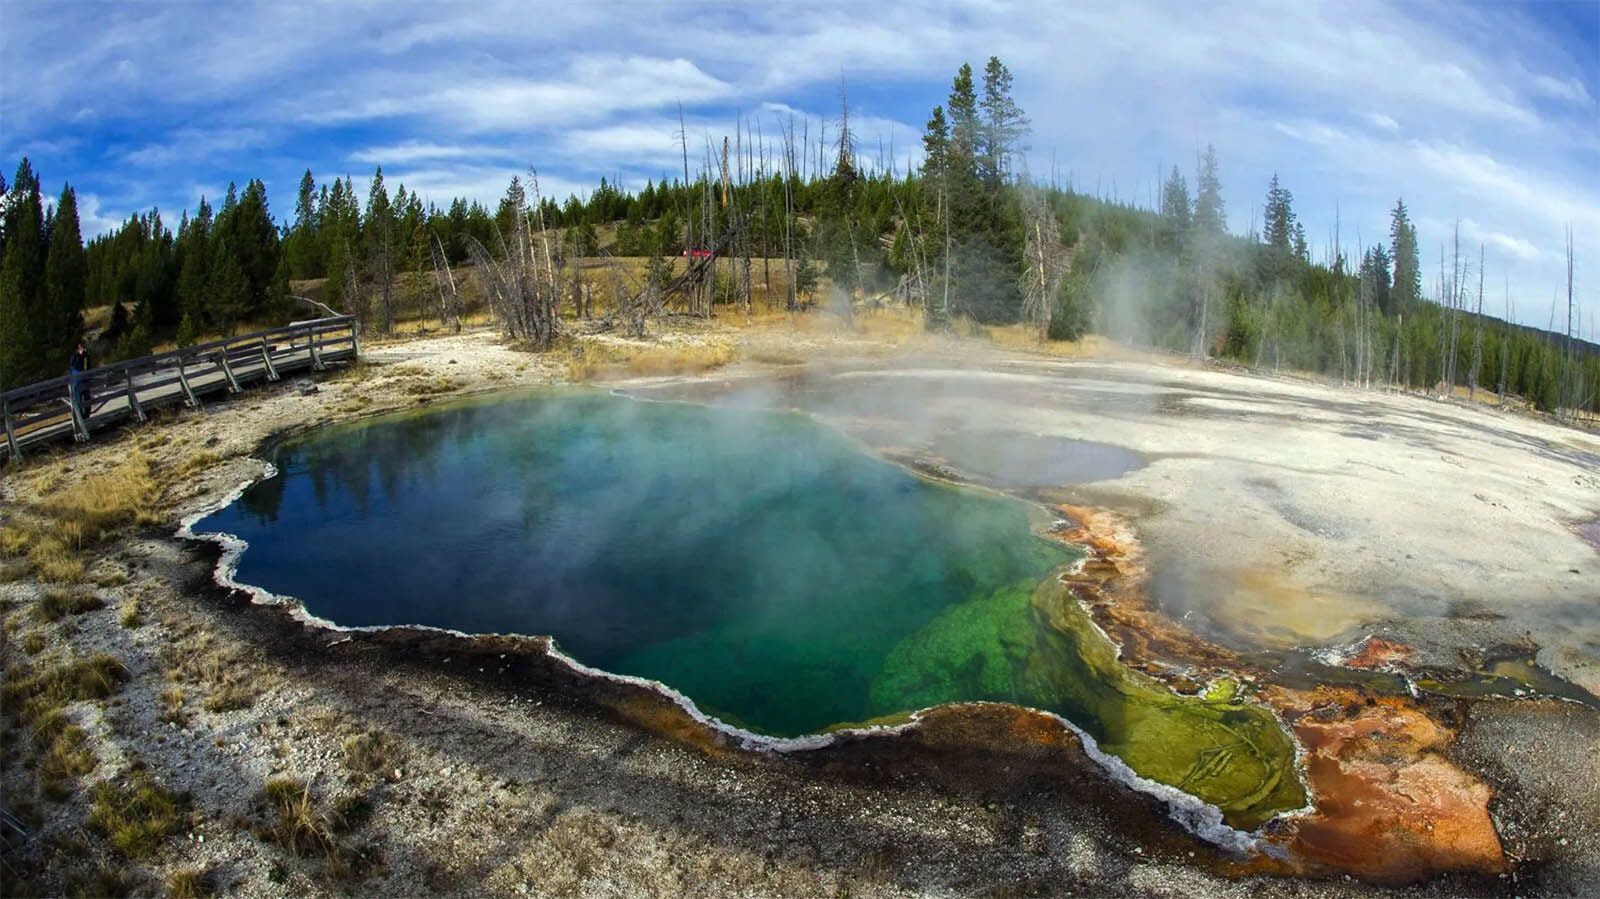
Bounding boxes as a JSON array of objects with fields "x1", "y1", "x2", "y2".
[{"x1": 2, "y1": 57, "x2": 1595, "y2": 418}]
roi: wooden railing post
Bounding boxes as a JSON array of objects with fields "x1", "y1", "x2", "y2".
[
  {"x1": 218, "y1": 349, "x2": 242, "y2": 392},
  {"x1": 3, "y1": 397, "x2": 20, "y2": 462},
  {"x1": 176, "y1": 359, "x2": 203, "y2": 409},
  {"x1": 66, "y1": 384, "x2": 89, "y2": 442},
  {"x1": 3, "y1": 315, "x2": 356, "y2": 458},
  {"x1": 260, "y1": 337, "x2": 280, "y2": 381},
  {"x1": 125, "y1": 370, "x2": 146, "y2": 422}
]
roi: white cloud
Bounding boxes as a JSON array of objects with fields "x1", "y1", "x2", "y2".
[
  {"x1": 347, "y1": 141, "x2": 515, "y2": 167},
  {"x1": 1459, "y1": 219, "x2": 1543, "y2": 263},
  {"x1": 126, "y1": 129, "x2": 266, "y2": 168},
  {"x1": 73, "y1": 192, "x2": 124, "y2": 236},
  {"x1": 1531, "y1": 73, "x2": 1593, "y2": 106},
  {"x1": 5, "y1": 0, "x2": 1595, "y2": 330},
  {"x1": 558, "y1": 122, "x2": 690, "y2": 172},
  {"x1": 371, "y1": 165, "x2": 589, "y2": 210}
]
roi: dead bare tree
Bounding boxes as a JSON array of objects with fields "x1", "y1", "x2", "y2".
[
  {"x1": 889, "y1": 187, "x2": 930, "y2": 312},
  {"x1": 341, "y1": 240, "x2": 365, "y2": 325},
  {"x1": 1444, "y1": 222, "x2": 1464, "y2": 396},
  {"x1": 780, "y1": 112, "x2": 799, "y2": 311},
  {"x1": 1391, "y1": 312, "x2": 1404, "y2": 393},
  {"x1": 757, "y1": 119, "x2": 774, "y2": 310},
  {"x1": 835, "y1": 84, "x2": 859, "y2": 329},
  {"x1": 1498, "y1": 276, "x2": 1513, "y2": 406},
  {"x1": 1021, "y1": 192, "x2": 1065, "y2": 341},
  {"x1": 598, "y1": 249, "x2": 651, "y2": 338},
  {"x1": 426, "y1": 231, "x2": 462, "y2": 333},
  {"x1": 462, "y1": 176, "x2": 559, "y2": 349},
  {"x1": 1563, "y1": 226, "x2": 1575, "y2": 418},
  {"x1": 1469, "y1": 244, "x2": 1485, "y2": 401}
]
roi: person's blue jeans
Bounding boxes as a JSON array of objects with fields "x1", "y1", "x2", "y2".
[{"x1": 70, "y1": 370, "x2": 85, "y2": 418}]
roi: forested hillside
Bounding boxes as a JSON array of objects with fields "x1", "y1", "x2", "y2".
[{"x1": 2, "y1": 57, "x2": 1595, "y2": 416}]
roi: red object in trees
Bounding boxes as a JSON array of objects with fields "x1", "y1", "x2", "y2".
[{"x1": 681, "y1": 248, "x2": 712, "y2": 259}]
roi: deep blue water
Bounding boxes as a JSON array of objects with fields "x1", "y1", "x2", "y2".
[{"x1": 196, "y1": 393, "x2": 1073, "y2": 736}]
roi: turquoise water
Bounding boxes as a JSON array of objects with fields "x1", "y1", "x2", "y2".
[
  {"x1": 197, "y1": 391, "x2": 1310, "y2": 827},
  {"x1": 196, "y1": 393, "x2": 1075, "y2": 737}
]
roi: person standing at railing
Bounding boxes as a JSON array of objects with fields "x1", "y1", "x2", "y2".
[{"x1": 68, "y1": 342, "x2": 91, "y2": 418}]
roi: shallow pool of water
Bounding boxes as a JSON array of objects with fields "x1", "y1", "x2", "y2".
[
  {"x1": 195, "y1": 391, "x2": 1305, "y2": 827},
  {"x1": 197, "y1": 393, "x2": 1073, "y2": 736}
]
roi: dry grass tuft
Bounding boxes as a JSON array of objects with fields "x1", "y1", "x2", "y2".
[
  {"x1": 0, "y1": 525, "x2": 29, "y2": 556},
  {"x1": 324, "y1": 358, "x2": 376, "y2": 384},
  {"x1": 25, "y1": 538, "x2": 83, "y2": 584},
  {"x1": 251, "y1": 777, "x2": 386, "y2": 882},
  {"x1": 93, "y1": 569, "x2": 130, "y2": 588},
  {"x1": 627, "y1": 342, "x2": 736, "y2": 376},
  {"x1": 62, "y1": 861, "x2": 136, "y2": 898},
  {"x1": 202, "y1": 680, "x2": 256, "y2": 713},
  {"x1": 565, "y1": 337, "x2": 736, "y2": 382},
  {"x1": 0, "y1": 656, "x2": 126, "y2": 803},
  {"x1": 158, "y1": 685, "x2": 187, "y2": 726},
  {"x1": 167, "y1": 867, "x2": 215, "y2": 898},
  {"x1": 159, "y1": 628, "x2": 261, "y2": 713},
  {"x1": 342, "y1": 730, "x2": 404, "y2": 776},
  {"x1": 176, "y1": 450, "x2": 224, "y2": 478},
  {"x1": 401, "y1": 376, "x2": 459, "y2": 396},
  {"x1": 41, "y1": 453, "x2": 163, "y2": 542},
  {"x1": 3, "y1": 453, "x2": 164, "y2": 583},
  {"x1": 744, "y1": 345, "x2": 807, "y2": 366},
  {"x1": 260, "y1": 778, "x2": 337, "y2": 857},
  {"x1": 86, "y1": 770, "x2": 186, "y2": 859},
  {"x1": 33, "y1": 589, "x2": 104, "y2": 623},
  {"x1": 2, "y1": 654, "x2": 130, "y2": 722},
  {"x1": 38, "y1": 721, "x2": 97, "y2": 800}
]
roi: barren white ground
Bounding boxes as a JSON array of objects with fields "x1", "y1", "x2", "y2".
[{"x1": 4, "y1": 323, "x2": 1598, "y2": 898}]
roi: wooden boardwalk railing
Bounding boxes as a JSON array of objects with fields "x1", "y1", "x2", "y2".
[{"x1": 2, "y1": 316, "x2": 360, "y2": 463}]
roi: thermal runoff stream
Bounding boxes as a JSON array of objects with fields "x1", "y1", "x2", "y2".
[{"x1": 195, "y1": 392, "x2": 1305, "y2": 828}]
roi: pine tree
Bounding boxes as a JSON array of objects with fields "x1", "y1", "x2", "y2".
[
  {"x1": 42, "y1": 183, "x2": 87, "y2": 367},
  {"x1": 922, "y1": 106, "x2": 949, "y2": 182},
  {"x1": 1193, "y1": 145, "x2": 1225, "y2": 235},
  {"x1": 979, "y1": 56, "x2": 1030, "y2": 183},
  {"x1": 1262, "y1": 173, "x2": 1295, "y2": 254},
  {"x1": 323, "y1": 178, "x2": 359, "y2": 310},
  {"x1": 946, "y1": 64, "x2": 980, "y2": 177},
  {"x1": 175, "y1": 197, "x2": 212, "y2": 344},
  {"x1": 1159, "y1": 167, "x2": 1191, "y2": 253},
  {"x1": 234, "y1": 179, "x2": 280, "y2": 321},
  {"x1": 1189, "y1": 146, "x2": 1226, "y2": 358},
  {"x1": 1259, "y1": 173, "x2": 1299, "y2": 285},
  {"x1": 0, "y1": 159, "x2": 47, "y2": 387},
  {"x1": 286, "y1": 169, "x2": 320, "y2": 278},
  {"x1": 365, "y1": 167, "x2": 397, "y2": 332},
  {"x1": 207, "y1": 246, "x2": 250, "y2": 335},
  {"x1": 1389, "y1": 199, "x2": 1421, "y2": 314}
]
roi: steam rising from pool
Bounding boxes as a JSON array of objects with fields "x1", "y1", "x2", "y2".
[{"x1": 194, "y1": 391, "x2": 1305, "y2": 829}]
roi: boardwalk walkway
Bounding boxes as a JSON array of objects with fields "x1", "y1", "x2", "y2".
[{"x1": 2, "y1": 316, "x2": 360, "y2": 463}]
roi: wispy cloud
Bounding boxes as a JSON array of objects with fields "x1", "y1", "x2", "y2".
[
  {"x1": 1367, "y1": 113, "x2": 1400, "y2": 133},
  {"x1": 1532, "y1": 73, "x2": 1594, "y2": 106},
  {"x1": 346, "y1": 141, "x2": 517, "y2": 168},
  {"x1": 126, "y1": 128, "x2": 267, "y2": 168},
  {"x1": 2, "y1": 0, "x2": 1594, "y2": 330},
  {"x1": 1459, "y1": 218, "x2": 1544, "y2": 263}
]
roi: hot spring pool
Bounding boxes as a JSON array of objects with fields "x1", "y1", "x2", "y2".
[{"x1": 194, "y1": 391, "x2": 1305, "y2": 827}]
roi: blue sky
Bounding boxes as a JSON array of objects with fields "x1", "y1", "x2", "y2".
[{"x1": 3, "y1": 0, "x2": 1596, "y2": 334}]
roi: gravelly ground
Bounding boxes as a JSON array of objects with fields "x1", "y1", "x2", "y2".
[{"x1": 2, "y1": 320, "x2": 1596, "y2": 897}]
